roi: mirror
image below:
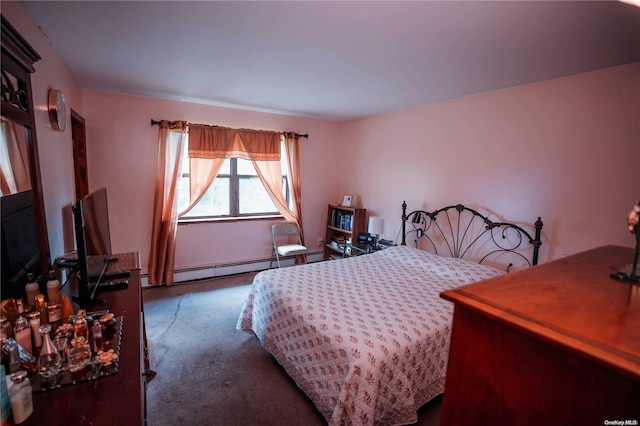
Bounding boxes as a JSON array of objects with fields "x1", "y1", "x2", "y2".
[
  {"x1": 1, "y1": 15, "x2": 51, "y2": 299},
  {"x1": 1, "y1": 117, "x2": 32, "y2": 194}
]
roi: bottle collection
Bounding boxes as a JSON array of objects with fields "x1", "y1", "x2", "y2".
[{"x1": 1, "y1": 270, "x2": 120, "y2": 424}]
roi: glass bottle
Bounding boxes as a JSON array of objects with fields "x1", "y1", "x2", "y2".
[
  {"x1": 46, "y1": 303, "x2": 62, "y2": 333},
  {"x1": 9, "y1": 371, "x2": 33, "y2": 424},
  {"x1": 92, "y1": 321, "x2": 103, "y2": 354},
  {"x1": 36, "y1": 324, "x2": 62, "y2": 379},
  {"x1": 74, "y1": 309, "x2": 89, "y2": 341},
  {"x1": 5, "y1": 340, "x2": 22, "y2": 373},
  {"x1": 34, "y1": 294, "x2": 47, "y2": 326},
  {"x1": 12, "y1": 316, "x2": 32, "y2": 354},
  {"x1": 0, "y1": 316, "x2": 12, "y2": 339},
  {"x1": 68, "y1": 336, "x2": 91, "y2": 372}
]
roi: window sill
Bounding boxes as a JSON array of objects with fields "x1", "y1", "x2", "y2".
[{"x1": 178, "y1": 214, "x2": 284, "y2": 225}]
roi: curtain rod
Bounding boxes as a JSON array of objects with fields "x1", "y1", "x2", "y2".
[{"x1": 150, "y1": 119, "x2": 308, "y2": 139}]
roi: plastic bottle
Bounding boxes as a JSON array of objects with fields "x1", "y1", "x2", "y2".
[
  {"x1": 1, "y1": 365, "x2": 11, "y2": 424},
  {"x1": 9, "y1": 371, "x2": 33, "y2": 424},
  {"x1": 24, "y1": 273, "x2": 39, "y2": 308},
  {"x1": 12, "y1": 315, "x2": 32, "y2": 354},
  {"x1": 46, "y1": 270, "x2": 61, "y2": 305},
  {"x1": 27, "y1": 311, "x2": 42, "y2": 350}
]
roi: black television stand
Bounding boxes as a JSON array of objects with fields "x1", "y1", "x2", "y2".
[
  {"x1": 88, "y1": 269, "x2": 131, "y2": 281},
  {"x1": 72, "y1": 293, "x2": 105, "y2": 306}
]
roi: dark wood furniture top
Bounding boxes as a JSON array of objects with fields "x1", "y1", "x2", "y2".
[
  {"x1": 441, "y1": 245, "x2": 640, "y2": 381},
  {"x1": 439, "y1": 245, "x2": 640, "y2": 424},
  {"x1": 22, "y1": 252, "x2": 144, "y2": 426}
]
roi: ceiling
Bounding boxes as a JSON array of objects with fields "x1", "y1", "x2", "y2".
[{"x1": 22, "y1": 1, "x2": 640, "y2": 122}]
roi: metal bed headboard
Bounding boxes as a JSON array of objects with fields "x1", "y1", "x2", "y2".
[{"x1": 401, "y1": 201, "x2": 543, "y2": 271}]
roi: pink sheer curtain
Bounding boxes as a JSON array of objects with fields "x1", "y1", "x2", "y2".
[
  {"x1": 178, "y1": 124, "x2": 233, "y2": 216},
  {"x1": 188, "y1": 124, "x2": 305, "y2": 256},
  {"x1": 282, "y1": 132, "x2": 304, "y2": 244},
  {"x1": 150, "y1": 123, "x2": 307, "y2": 284},
  {"x1": 148, "y1": 120, "x2": 187, "y2": 286}
]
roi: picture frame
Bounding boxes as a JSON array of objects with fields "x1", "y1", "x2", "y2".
[{"x1": 342, "y1": 195, "x2": 352, "y2": 207}]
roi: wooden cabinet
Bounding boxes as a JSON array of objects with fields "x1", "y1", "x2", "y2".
[
  {"x1": 440, "y1": 245, "x2": 640, "y2": 425},
  {"x1": 324, "y1": 204, "x2": 366, "y2": 260},
  {"x1": 23, "y1": 252, "x2": 148, "y2": 426}
]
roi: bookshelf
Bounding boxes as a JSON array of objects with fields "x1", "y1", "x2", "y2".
[{"x1": 324, "y1": 204, "x2": 366, "y2": 260}]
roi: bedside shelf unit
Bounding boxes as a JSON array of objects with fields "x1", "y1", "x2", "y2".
[{"x1": 324, "y1": 204, "x2": 366, "y2": 260}]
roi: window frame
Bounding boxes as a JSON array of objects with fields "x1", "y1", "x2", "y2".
[{"x1": 177, "y1": 143, "x2": 290, "y2": 222}]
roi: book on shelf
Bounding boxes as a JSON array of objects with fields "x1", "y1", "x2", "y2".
[{"x1": 331, "y1": 210, "x2": 353, "y2": 231}]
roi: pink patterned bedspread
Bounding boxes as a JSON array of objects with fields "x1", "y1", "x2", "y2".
[{"x1": 237, "y1": 245, "x2": 504, "y2": 425}]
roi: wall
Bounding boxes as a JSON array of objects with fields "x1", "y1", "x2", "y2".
[
  {"x1": 2, "y1": 3, "x2": 82, "y2": 263},
  {"x1": 82, "y1": 91, "x2": 343, "y2": 274},
  {"x1": 5, "y1": 2, "x2": 639, "y2": 279},
  {"x1": 340, "y1": 62, "x2": 640, "y2": 262}
]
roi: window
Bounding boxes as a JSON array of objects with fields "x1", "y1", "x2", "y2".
[{"x1": 176, "y1": 138, "x2": 289, "y2": 219}]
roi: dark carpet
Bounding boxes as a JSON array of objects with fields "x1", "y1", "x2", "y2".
[{"x1": 142, "y1": 272, "x2": 442, "y2": 425}]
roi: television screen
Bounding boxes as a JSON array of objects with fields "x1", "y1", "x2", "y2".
[
  {"x1": 73, "y1": 187, "x2": 113, "y2": 303},
  {"x1": 81, "y1": 187, "x2": 112, "y2": 257}
]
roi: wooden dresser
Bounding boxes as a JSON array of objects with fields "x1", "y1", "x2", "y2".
[
  {"x1": 20, "y1": 252, "x2": 148, "y2": 426},
  {"x1": 440, "y1": 245, "x2": 640, "y2": 425}
]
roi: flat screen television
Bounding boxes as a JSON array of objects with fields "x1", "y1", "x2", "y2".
[{"x1": 72, "y1": 187, "x2": 116, "y2": 304}]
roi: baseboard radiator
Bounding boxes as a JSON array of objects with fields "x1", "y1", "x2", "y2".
[{"x1": 141, "y1": 250, "x2": 324, "y2": 287}]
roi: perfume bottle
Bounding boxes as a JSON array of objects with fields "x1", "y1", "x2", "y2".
[
  {"x1": 37, "y1": 324, "x2": 62, "y2": 379},
  {"x1": 73, "y1": 311, "x2": 88, "y2": 349},
  {"x1": 92, "y1": 321, "x2": 103, "y2": 354},
  {"x1": 68, "y1": 336, "x2": 91, "y2": 372}
]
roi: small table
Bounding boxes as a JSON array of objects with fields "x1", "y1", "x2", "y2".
[{"x1": 342, "y1": 242, "x2": 392, "y2": 257}]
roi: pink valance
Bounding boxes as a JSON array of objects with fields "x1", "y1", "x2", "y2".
[{"x1": 188, "y1": 124, "x2": 280, "y2": 161}]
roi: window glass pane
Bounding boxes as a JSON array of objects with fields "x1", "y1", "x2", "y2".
[
  {"x1": 183, "y1": 177, "x2": 230, "y2": 217},
  {"x1": 218, "y1": 158, "x2": 231, "y2": 175},
  {"x1": 239, "y1": 177, "x2": 277, "y2": 214},
  {"x1": 176, "y1": 176, "x2": 190, "y2": 213},
  {"x1": 280, "y1": 142, "x2": 288, "y2": 175},
  {"x1": 236, "y1": 158, "x2": 256, "y2": 175}
]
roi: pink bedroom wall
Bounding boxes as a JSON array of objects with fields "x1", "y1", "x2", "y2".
[
  {"x1": 341, "y1": 62, "x2": 640, "y2": 262},
  {"x1": 4, "y1": 1, "x2": 638, "y2": 276},
  {"x1": 2, "y1": 3, "x2": 83, "y2": 262},
  {"x1": 81, "y1": 91, "x2": 342, "y2": 273}
]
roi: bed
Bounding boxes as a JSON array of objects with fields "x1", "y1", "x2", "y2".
[{"x1": 237, "y1": 202, "x2": 543, "y2": 425}]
